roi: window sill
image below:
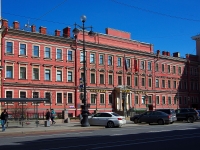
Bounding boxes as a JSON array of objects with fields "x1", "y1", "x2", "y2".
[
  {"x1": 5, "y1": 78, "x2": 14, "y2": 79},
  {"x1": 18, "y1": 55, "x2": 28, "y2": 58},
  {"x1": 100, "y1": 104, "x2": 105, "y2": 105},
  {"x1": 5, "y1": 53, "x2": 14, "y2": 56},
  {"x1": 18, "y1": 78, "x2": 27, "y2": 80},
  {"x1": 44, "y1": 103, "x2": 50, "y2": 106},
  {"x1": 67, "y1": 60, "x2": 74, "y2": 62},
  {"x1": 67, "y1": 81, "x2": 73, "y2": 83},
  {"x1": 44, "y1": 58, "x2": 52, "y2": 60},
  {"x1": 32, "y1": 79, "x2": 40, "y2": 81},
  {"x1": 56, "y1": 81, "x2": 62, "y2": 82},
  {"x1": 56, "y1": 59, "x2": 63, "y2": 62},
  {"x1": 44, "y1": 80, "x2": 52, "y2": 82},
  {"x1": 31, "y1": 56, "x2": 40, "y2": 59}
]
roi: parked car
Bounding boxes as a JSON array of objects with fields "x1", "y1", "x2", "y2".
[
  {"x1": 156, "y1": 109, "x2": 177, "y2": 123},
  {"x1": 175, "y1": 108, "x2": 199, "y2": 123},
  {"x1": 81, "y1": 112, "x2": 126, "y2": 128},
  {"x1": 130, "y1": 111, "x2": 173, "y2": 125},
  {"x1": 196, "y1": 110, "x2": 200, "y2": 119}
]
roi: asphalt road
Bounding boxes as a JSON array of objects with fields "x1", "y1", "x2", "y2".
[{"x1": 0, "y1": 121, "x2": 200, "y2": 150}]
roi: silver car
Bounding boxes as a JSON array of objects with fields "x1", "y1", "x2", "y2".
[{"x1": 81, "y1": 112, "x2": 126, "y2": 128}]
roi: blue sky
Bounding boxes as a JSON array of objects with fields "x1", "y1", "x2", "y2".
[{"x1": 2, "y1": 0, "x2": 200, "y2": 58}]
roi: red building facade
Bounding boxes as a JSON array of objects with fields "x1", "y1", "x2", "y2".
[{"x1": 0, "y1": 19, "x2": 200, "y2": 116}]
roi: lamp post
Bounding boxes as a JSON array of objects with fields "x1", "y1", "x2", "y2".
[
  {"x1": 188, "y1": 97, "x2": 190, "y2": 108},
  {"x1": 176, "y1": 97, "x2": 179, "y2": 109},
  {"x1": 145, "y1": 95, "x2": 148, "y2": 111},
  {"x1": 73, "y1": 15, "x2": 95, "y2": 127},
  {"x1": 95, "y1": 93, "x2": 98, "y2": 114}
]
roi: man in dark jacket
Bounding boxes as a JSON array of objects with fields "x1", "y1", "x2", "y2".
[
  {"x1": 0, "y1": 109, "x2": 8, "y2": 132},
  {"x1": 45, "y1": 109, "x2": 50, "y2": 121}
]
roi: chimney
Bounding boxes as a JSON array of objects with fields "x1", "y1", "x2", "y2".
[
  {"x1": 162, "y1": 51, "x2": 166, "y2": 55},
  {"x1": 167, "y1": 51, "x2": 170, "y2": 56},
  {"x1": 39, "y1": 26, "x2": 47, "y2": 34},
  {"x1": 156, "y1": 50, "x2": 160, "y2": 56},
  {"x1": 173, "y1": 52, "x2": 180, "y2": 57},
  {"x1": 13, "y1": 21, "x2": 19, "y2": 29},
  {"x1": 55, "y1": 29, "x2": 61, "y2": 36},
  {"x1": 31, "y1": 25, "x2": 36, "y2": 32},
  {"x1": 63, "y1": 27, "x2": 70, "y2": 37},
  {"x1": 2, "y1": 19, "x2": 8, "y2": 28}
]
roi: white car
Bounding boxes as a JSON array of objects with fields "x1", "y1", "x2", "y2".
[{"x1": 81, "y1": 112, "x2": 126, "y2": 128}]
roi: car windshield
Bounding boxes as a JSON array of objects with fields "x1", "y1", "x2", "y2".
[{"x1": 111, "y1": 113, "x2": 120, "y2": 116}]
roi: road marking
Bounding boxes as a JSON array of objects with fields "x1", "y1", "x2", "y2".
[
  {"x1": 110, "y1": 134, "x2": 123, "y2": 136},
  {"x1": 89, "y1": 135, "x2": 200, "y2": 149},
  {"x1": 41, "y1": 132, "x2": 200, "y2": 150}
]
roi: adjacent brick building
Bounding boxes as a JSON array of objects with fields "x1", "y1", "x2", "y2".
[{"x1": 0, "y1": 19, "x2": 200, "y2": 117}]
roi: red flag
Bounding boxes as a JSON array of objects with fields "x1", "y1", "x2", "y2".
[{"x1": 134, "y1": 59, "x2": 138, "y2": 72}]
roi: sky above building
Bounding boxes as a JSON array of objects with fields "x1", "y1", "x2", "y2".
[{"x1": 2, "y1": 0, "x2": 200, "y2": 58}]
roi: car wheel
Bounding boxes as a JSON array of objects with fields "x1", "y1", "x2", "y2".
[
  {"x1": 187, "y1": 117, "x2": 194, "y2": 123},
  {"x1": 134, "y1": 118, "x2": 138, "y2": 124},
  {"x1": 170, "y1": 121, "x2": 174, "y2": 124},
  {"x1": 107, "y1": 121, "x2": 114, "y2": 128},
  {"x1": 158, "y1": 119, "x2": 164, "y2": 125},
  {"x1": 149, "y1": 123, "x2": 152, "y2": 125}
]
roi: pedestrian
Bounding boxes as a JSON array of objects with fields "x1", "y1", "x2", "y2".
[
  {"x1": 0, "y1": 109, "x2": 8, "y2": 132},
  {"x1": 45, "y1": 109, "x2": 50, "y2": 121},
  {"x1": 50, "y1": 109, "x2": 56, "y2": 124}
]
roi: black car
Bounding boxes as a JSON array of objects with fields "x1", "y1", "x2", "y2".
[
  {"x1": 156, "y1": 109, "x2": 177, "y2": 123},
  {"x1": 130, "y1": 111, "x2": 173, "y2": 125},
  {"x1": 175, "y1": 108, "x2": 199, "y2": 123}
]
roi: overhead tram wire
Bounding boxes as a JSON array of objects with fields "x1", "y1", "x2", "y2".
[{"x1": 110, "y1": 0, "x2": 200, "y2": 22}]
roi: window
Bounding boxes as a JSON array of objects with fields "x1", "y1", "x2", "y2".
[
  {"x1": 108, "y1": 56, "x2": 112, "y2": 65},
  {"x1": 20, "y1": 91, "x2": 26, "y2": 98},
  {"x1": 56, "y1": 70, "x2": 62, "y2": 81},
  {"x1": 173, "y1": 81, "x2": 177, "y2": 88},
  {"x1": 140, "y1": 60, "x2": 145, "y2": 69},
  {"x1": 178, "y1": 67, "x2": 181, "y2": 74},
  {"x1": 56, "y1": 49, "x2": 62, "y2": 59},
  {"x1": 174, "y1": 97, "x2": 177, "y2": 104},
  {"x1": 127, "y1": 76, "x2": 131, "y2": 86},
  {"x1": 56, "y1": 93, "x2": 62, "y2": 103},
  {"x1": 168, "y1": 97, "x2": 171, "y2": 104},
  {"x1": 191, "y1": 82, "x2": 194, "y2": 90},
  {"x1": 179, "y1": 97, "x2": 182, "y2": 104},
  {"x1": 155, "y1": 79, "x2": 159, "y2": 88},
  {"x1": 118, "y1": 57, "x2": 122, "y2": 67},
  {"x1": 20, "y1": 67, "x2": 26, "y2": 79},
  {"x1": 148, "y1": 78, "x2": 152, "y2": 87},
  {"x1": 141, "y1": 96, "x2": 146, "y2": 104},
  {"x1": 45, "y1": 47, "x2": 51, "y2": 58},
  {"x1": 118, "y1": 76, "x2": 122, "y2": 85},
  {"x1": 99, "y1": 55, "x2": 104, "y2": 65},
  {"x1": 109, "y1": 94, "x2": 112, "y2": 104},
  {"x1": 162, "y1": 64, "x2": 165, "y2": 72},
  {"x1": 168, "y1": 80, "x2": 171, "y2": 88},
  {"x1": 45, "y1": 92, "x2": 51, "y2": 104},
  {"x1": 91, "y1": 94, "x2": 96, "y2": 104},
  {"x1": 162, "y1": 96, "x2": 165, "y2": 104},
  {"x1": 142, "y1": 78, "x2": 145, "y2": 86},
  {"x1": 33, "y1": 45, "x2": 39, "y2": 57},
  {"x1": 134, "y1": 76, "x2": 138, "y2": 86},
  {"x1": 68, "y1": 71, "x2": 73, "y2": 82},
  {"x1": 162, "y1": 80, "x2": 165, "y2": 88},
  {"x1": 184, "y1": 97, "x2": 187, "y2": 104},
  {"x1": 126, "y1": 59, "x2": 130, "y2": 68},
  {"x1": 109, "y1": 75, "x2": 113, "y2": 85},
  {"x1": 68, "y1": 50, "x2": 73, "y2": 61},
  {"x1": 20, "y1": 44, "x2": 26, "y2": 55},
  {"x1": 148, "y1": 96, "x2": 152, "y2": 104},
  {"x1": 68, "y1": 93, "x2": 73, "y2": 103},
  {"x1": 45, "y1": 69, "x2": 51, "y2": 81},
  {"x1": 155, "y1": 63, "x2": 158, "y2": 71},
  {"x1": 33, "y1": 68, "x2": 39, "y2": 80},
  {"x1": 91, "y1": 73, "x2": 95, "y2": 84},
  {"x1": 90, "y1": 53, "x2": 95, "y2": 63},
  {"x1": 6, "y1": 91, "x2": 13, "y2": 104},
  {"x1": 173, "y1": 66, "x2": 176, "y2": 74},
  {"x1": 168, "y1": 65, "x2": 170, "y2": 73},
  {"x1": 100, "y1": 94, "x2": 105, "y2": 104},
  {"x1": 80, "y1": 52, "x2": 84, "y2": 62},
  {"x1": 100, "y1": 74, "x2": 104, "y2": 84},
  {"x1": 33, "y1": 92, "x2": 39, "y2": 98},
  {"x1": 6, "y1": 42, "x2": 13, "y2": 53},
  {"x1": 135, "y1": 95, "x2": 138, "y2": 104},
  {"x1": 6, "y1": 66, "x2": 13, "y2": 78},
  {"x1": 148, "y1": 62, "x2": 152, "y2": 70},
  {"x1": 156, "y1": 96, "x2": 159, "y2": 104}
]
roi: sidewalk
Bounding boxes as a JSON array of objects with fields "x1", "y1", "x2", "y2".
[{"x1": 0, "y1": 121, "x2": 105, "y2": 135}]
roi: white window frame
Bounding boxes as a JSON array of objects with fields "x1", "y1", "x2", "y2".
[
  {"x1": 5, "y1": 41, "x2": 14, "y2": 54},
  {"x1": 67, "y1": 92, "x2": 74, "y2": 104},
  {"x1": 19, "y1": 65, "x2": 27, "y2": 79},
  {"x1": 56, "y1": 48, "x2": 63, "y2": 60},
  {"x1": 32, "y1": 45, "x2": 40, "y2": 57},
  {"x1": 19, "y1": 43, "x2": 27, "y2": 56}
]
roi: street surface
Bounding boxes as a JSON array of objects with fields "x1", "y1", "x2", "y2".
[{"x1": 0, "y1": 121, "x2": 200, "y2": 150}]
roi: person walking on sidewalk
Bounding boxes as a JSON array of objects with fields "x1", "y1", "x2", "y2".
[
  {"x1": 45, "y1": 109, "x2": 50, "y2": 121},
  {"x1": 51, "y1": 109, "x2": 56, "y2": 124},
  {"x1": 0, "y1": 109, "x2": 8, "y2": 132}
]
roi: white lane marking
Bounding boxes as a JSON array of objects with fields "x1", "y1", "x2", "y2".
[
  {"x1": 41, "y1": 132, "x2": 200, "y2": 150},
  {"x1": 110, "y1": 134, "x2": 123, "y2": 136},
  {"x1": 12, "y1": 132, "x2": 92, "y2": 139},
  {"x1": 89, "y1": 135, "x2": 200, "y2": 149}
]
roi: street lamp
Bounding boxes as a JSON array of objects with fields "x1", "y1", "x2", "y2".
[
  {"x1": 94, "y1": 93, "x2": 98, "y2": 114},
  {"x1": 188, "y1": 97, "x2": 190, "y2": 108},
  {"x1": 73, "y1": 15, "x2": 95, "y2": 127},
  {"x1": 145, "y1": 95, "x2": 148, "y2": 111}
]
